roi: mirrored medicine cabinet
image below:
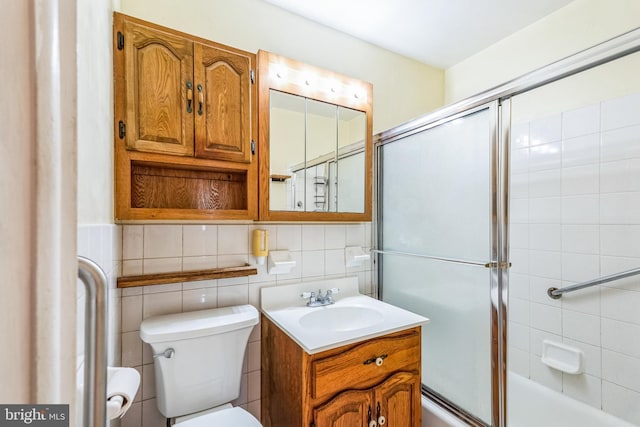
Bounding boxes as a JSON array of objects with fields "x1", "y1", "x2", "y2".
[{"x1": 258, "y1": 50, "x2": 373, "y2": 221}]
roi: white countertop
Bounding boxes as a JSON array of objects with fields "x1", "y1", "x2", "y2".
[{"x1": 260, "y1": 277, "x2": 429, "y2": 354}]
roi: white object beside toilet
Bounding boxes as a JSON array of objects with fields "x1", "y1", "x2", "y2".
[{"x1": 140, "y1": 305, "x2": 261, "y2": 426}]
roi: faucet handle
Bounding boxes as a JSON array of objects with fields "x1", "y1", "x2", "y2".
[
  {"x1": 301, "y1": 291, "x2": 315, "y2": 299},
  {"x1": 327, "y1": 287, "x2": 340, "y2": 295}
]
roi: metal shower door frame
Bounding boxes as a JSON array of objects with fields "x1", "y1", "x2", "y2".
[{"x1": 374, "y1": 27, "x2": 640, "y2": 427}]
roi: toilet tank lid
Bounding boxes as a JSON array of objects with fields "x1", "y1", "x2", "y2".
[{"x1": 140, "y1": 305, "x2": 259, "y2": 344}]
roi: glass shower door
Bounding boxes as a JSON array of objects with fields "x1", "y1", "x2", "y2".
[{"x1": 378, "y1": 104, "x2": 499, "y2": 425}]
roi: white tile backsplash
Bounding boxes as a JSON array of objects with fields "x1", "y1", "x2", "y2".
[
  {"x1": 118, "y1": 222, "x2": 373, "y2": 427},
  {"x1": 123, "y1": 225, "x2": 143, "y2": 260},
  {"x1": 302, "y1": 225, "x2": 324, "y2": 250},
  {"x1": 182, "y1": 225, "x2": 217, "y2": 257},
  {"x1": 143, "y1": 225, "x2": 182, "y2": 258},
  {"x1": 218, "y1": 225, "x2": 250, "y2": 254}
]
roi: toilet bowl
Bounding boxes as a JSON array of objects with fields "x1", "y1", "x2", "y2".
[
  {"x1": 175, "y1": 405, "x2": 261, "y2": 427},
  {"x1": 140, "y1": 305, "x2": 262, "y2": 426}
]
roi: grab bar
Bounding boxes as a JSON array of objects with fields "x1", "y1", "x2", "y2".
[
  {"x1": 371, "y1": 249, "x2": 491, "y2": 267},
  {"x1": 78, "y1": 256, "x2": 108, "y2": 427},
  {"x1": 548, "y1": 267, "x2": 640, "y2": 299}
]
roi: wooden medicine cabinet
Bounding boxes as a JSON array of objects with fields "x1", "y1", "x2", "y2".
[
  {"x1": 257, "y1": 50, "x2": 373, "y2": 221},
  {"x1": 113, "y1": 13, "x2": 257, "y2": 221}
]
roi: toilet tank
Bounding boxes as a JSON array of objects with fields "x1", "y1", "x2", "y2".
[{"x1": 140, "y1": 305, "x2": 259, "y2": 418}]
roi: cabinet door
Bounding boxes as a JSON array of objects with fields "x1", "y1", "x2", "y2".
[
  {"x1": 123, "y1": 20, "x2": 194, "y2": 156},
  {"x1": 194, "y1": 42, "x2": 253, "y2": 163},
  {"x1": 374, "y1": 372, "x2": 421, "y2": 427},
  {"x1": 313, "y1": 388, "x2": 373, "y2": 427}
]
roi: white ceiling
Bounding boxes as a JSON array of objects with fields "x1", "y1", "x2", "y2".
[{"x1": 261, "y1": 0, "x2": 574, "y2": 68}]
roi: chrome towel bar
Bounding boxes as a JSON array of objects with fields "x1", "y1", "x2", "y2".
[
  {"x1": 548, "y1": 267, "x2": 640, "y2": 299},
  {"x1": 370, "y1": 249, "x2": 491, "y2": 268}
]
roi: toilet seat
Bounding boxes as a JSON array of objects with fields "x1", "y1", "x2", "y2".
[{"x1": 174, "y1": 407, "x2": 262, "y2": 427}]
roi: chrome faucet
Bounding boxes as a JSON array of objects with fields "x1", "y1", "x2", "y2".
[{"x1": 301, "y1": 287, "x2": 340, "y2": 307}]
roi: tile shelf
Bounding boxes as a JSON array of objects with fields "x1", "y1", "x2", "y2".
[{"x1": 117, "y1": 264, "x2": 258, "y2": 288}]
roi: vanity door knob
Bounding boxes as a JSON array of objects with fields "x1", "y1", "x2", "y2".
[
  {"x1": 378, "y1": 415, "x2": 386, "y2": 425},
  {"x1": 368, "y1": 420, "x2": 377, "y2": 427},
  {"x1": 364, "y1": 354, "x2": 388, "y2": 365}
]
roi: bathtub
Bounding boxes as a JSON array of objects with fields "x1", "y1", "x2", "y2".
[{"x1": 422, "y1": 372, "x2": 636, "y2": 427}]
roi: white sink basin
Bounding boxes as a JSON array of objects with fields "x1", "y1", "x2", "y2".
[
  {"x1": 299, "y1": 306, "x2": 384, "y2": 331},
  {"x1": 261, "y1": 277, "x2": 429, "y2": 354}
]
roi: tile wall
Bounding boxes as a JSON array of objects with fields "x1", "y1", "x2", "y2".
[
  {"x1": 76, "y1": 224, "x2": 122, "y2": 425},
  {"x1": 508, "y1": 92, "x2": 640, "y2": 425},
  {"x1": 118, "y1": 223, "x2": 373, "y2": 427}
]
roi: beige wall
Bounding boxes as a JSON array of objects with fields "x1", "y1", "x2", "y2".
[
  {"x1": 77, "y1": 0, "x2": 115, "y2": 224},
  {"x1": 118, "y1": 0, "x2": 444, "y2": 134},
  {"x1": 79, "y1": 0, "x2": 443, "y2": 223},
  {"x1": 445, "y1": 0, "x2": 640, "y2": 104},
  {"x1": 1, "y1": 0, "x2": 35, "y2": 403}
]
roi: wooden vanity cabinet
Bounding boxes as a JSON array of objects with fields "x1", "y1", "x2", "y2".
[
  {"x1": 261, "y1": 316, "x2": 422, "y2": 427},
  {"x1": 113, "y1": 13, "x2": 257, "y2": 220}
]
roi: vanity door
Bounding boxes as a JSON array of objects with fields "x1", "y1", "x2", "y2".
[{"x1": 312, "y1": 389, "x2": 372, "y2": 426}]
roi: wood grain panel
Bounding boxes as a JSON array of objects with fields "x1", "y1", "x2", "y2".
[
  {"x1": 376, "y1": 371, "x2": 422, "y2": 427},
  {"x1": 117, "y1": 265, "x2": 257, "y2": 288},
  {"x1": 261, "y1": 315, "x2": 305, "y2": 427},
  {"x1": 195, "y1": 42, "x2": 254, "y2": 163},
  {"x1": 131, "y1": 163, "x2": 246, "y2": 210},
  {"x1": 311, "y1": 328, "x2": 421, "y2": 401},
  {"x1": 312, "y1": 389, "x2": 372, "y2": 427},
  {"x1": 113, "y1": 13, "x2": 259, "y2": 221},
  {"x1": 124, "y1": 19, "x2": 194, "y2": 156}
]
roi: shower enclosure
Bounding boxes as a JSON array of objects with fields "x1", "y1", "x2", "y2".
[{"x1": 375, "y1": 29, "x2": 640, "y2": 427}]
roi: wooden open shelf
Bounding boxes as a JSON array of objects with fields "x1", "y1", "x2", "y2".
[
  {"x1": 117, "y1": 265, "x2": 258, "y2": 288},
  {"x1": 131, "y1": 161, "x2": 248, "y2": 210}
]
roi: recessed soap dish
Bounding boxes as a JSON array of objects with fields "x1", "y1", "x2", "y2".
[{"x1": 541, "y1": 340, "x2": 584, "y2": 374}]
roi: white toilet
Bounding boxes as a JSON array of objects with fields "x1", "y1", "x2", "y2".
[{"x1": 140, "y1": 304, "x2": 262, "y2": 426}]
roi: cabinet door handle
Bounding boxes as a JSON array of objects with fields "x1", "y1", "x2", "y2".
[
  {"x1": 363, "y1": 354, "x2": 388, "y2": 366},
  {"x1": 376, "y1": 402, "x2": 386, "y2": 425},
  {"x1": 186, "y1": 81, "x2": 193, "y2": 113},
  {"x1": 368, "y1": 405, "x2": 377, "y2": 427},
  {"x1": 197, "y1": 84, "x2": 204, "y2": 116}
]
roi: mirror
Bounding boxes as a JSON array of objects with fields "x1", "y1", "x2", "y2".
[
  {"x1": 258, "y1": 50, "x2": 372, "y2": 221},
  {"x1": 269, "y1": 91, "x2": 366, "y2": 213}
]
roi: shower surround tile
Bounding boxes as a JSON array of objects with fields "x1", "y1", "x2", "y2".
[{"x1": 509, "y1": 91, "x2": 640, "y2": 416}]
